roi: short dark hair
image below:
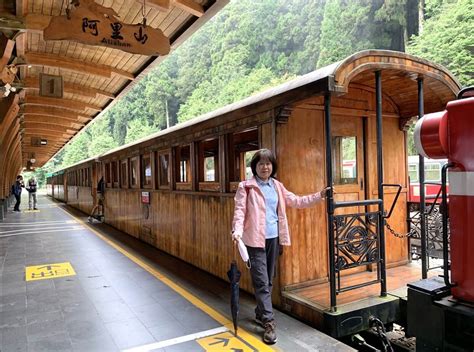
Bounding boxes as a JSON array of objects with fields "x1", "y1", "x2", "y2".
[
  {"x1": 250, "y1": 149, "x2": 278, "y2": 178},
  {"x1": 17, "y1": 175, "x2": 22, "y2": 180}
]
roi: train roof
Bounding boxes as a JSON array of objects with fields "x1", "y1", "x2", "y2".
[{"x1": 62, "y1": 50, "x2": 462, "y2": 168}]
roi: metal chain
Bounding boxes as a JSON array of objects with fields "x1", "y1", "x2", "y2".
[{"x1": 385, "y1": 220, "x2": 418, "y2": 239}]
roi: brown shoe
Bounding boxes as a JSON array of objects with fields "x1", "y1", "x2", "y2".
[{"x1": 263, "y1": 320, "x2": 277, "y2": 344}]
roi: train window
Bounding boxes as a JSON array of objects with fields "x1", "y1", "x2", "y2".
[
  {"x1": 175, "y1": 145, "x2": 192, "y2": 190},
  {"x1": 141, "y1": 154, "x2": 152, "y2": 188},
  {"x1": 158, "y1": 151, "x2": 170, "y2": 189},
  {"x1": 112, "y1": 161, "x2": 119, "y2": 186},
  {"x1": 229, "y1": 129, "x2": 259, "y2": 191},
  {"x1": 408, "y1": 164, "x2": 418, "y2": 183},
  {"x1": 130, "y1": 156, "x2": 139, "y2": 188},
  {"x1": 120, "y1": 160, "x2": 129, "y2": 188},
  {"x1": 105, "y1": 163, "x2": 112, "y2": 187},
  {"x1": 425, "y1": 163, "x2": 441, "y2": 182},
  {"x1": 198, "y1": 139, "x2": 220, "y2": 191},
  {"x1": 332, "y1": 136, "x2": 357, "y2": 185}
]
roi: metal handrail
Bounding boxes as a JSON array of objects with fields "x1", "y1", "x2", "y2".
[
  {"x1": 424, "y1": 186, "x2": 443, "y2": 216},
  {"x1": 334, "y1": 199, "x2": 382, "y2": 208},
  {"x1": 382, "y1": 183, "x2": 402, "y2": 219}
]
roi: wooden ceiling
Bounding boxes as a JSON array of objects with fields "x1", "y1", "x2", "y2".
[{"x1": 0, "y1": 0, "x2": 228, "y2": 170}]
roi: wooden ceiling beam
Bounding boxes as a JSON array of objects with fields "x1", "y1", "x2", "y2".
[
  {"x1": 23, "y1": 146, "x2": 60, "y2": 152},
  {"x1": 23, "y1": 115, "x2": 85, "y2": 127},
  {"x1": 23, "y1": 151, "x2": 58, "y2": 158},
  {"x1": 142, "y1": 0, "x2": 203, "y2": 16},
  {"x1": 23, "y1": 95, "x2": 102, "y2": 112},
  {"x1": 146, "y1": 0, "x2": 170, "y2": 11},
  {"x1": 22, "y1": 113, "x2": 84, "y2": 124},
  {"x1": 0, "y1": 13, "x2": 51, "y2": 32},
  {"x1": 22, "y1": 137, "x2": 69, "y2": 145},
  {"x1": 14, "y1": 33, "x2": 26, "y2": 81},
  {"x1": 174, "y1": 0, "x2": 204, "y2": 17},
  {"x1": 22, "y1": 77, "x2": 115, "y2": 99},
  {"x1": 19, "y1": 52, "x2": 134, "y2": 80},
  {"x1": 22, "y1": 105, "x2": 93, "y2": 119},
  {"x1": 23, "y1": 122, "x2": 80, "y2": 133},
  {"x1": 23, "y1": 129, "x2": 74, "y2": 137}
]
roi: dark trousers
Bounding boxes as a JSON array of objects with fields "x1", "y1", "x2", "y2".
[
  {"x1": 13, "y1": 194, "x2": 21, "y2": 211},
  {"x1": 247, "y1": 237, "x2": 279, "y2": 324}
]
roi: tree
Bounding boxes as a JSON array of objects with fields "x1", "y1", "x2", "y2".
[
  {"x1": 317, "y1": 0, "x2": 374, "y2": 67},
  {"x1": 407, "y1": 0, "x2": 474, "y2": 87},
  {"x1": 124, "y1": 118, "x2": 159, "y2": 144},
  {"x1": 61, "y1": 131, "x2": 91, "y2": 167}
]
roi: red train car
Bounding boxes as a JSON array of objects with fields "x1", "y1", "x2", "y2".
[{"x1": 407, "y1": 155, "x2": 448, "y2": 204}]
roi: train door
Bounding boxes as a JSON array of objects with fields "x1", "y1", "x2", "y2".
[{"x1": 330, "y1": 115, "x2": 365, "y2": 214}]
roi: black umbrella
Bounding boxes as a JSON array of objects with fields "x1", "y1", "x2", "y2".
[{"x1": 227, "y1": 251, "x2": 241, "y2": 336}]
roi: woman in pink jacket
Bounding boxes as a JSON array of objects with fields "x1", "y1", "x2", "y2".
[{"x1": 232, "y1": 149, "x2": 329, "y2": 345}]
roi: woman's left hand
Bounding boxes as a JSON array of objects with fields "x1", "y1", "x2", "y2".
[{"x1": 320, "y1": 186, "x2": 332, "y2": 199}]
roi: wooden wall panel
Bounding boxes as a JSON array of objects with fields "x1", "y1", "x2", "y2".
[
  {"x1": 277, "y1": 107, "x2": 328, "y2": 287},
  {"x1": 74, "y1": 187, "x2": 93, "y2": 214},
  {"x1": 104, "y1": 188, "x2": 142, "y2": 239},
  {"x1": 57, "y1": 185, "x2": 65, "y2": 201},
  {"x1": 260, "y1": 122, "x2": 273, "y2": 150}
]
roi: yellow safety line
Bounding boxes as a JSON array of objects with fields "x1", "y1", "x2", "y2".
[{"x1": 57, "y1": 206, "x2": 275, "y2": 352}]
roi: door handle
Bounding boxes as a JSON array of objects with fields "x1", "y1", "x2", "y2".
[{"x1": 360, "y1": 178, "x2": 364, "y2": 190}]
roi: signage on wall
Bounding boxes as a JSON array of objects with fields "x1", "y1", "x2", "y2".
[
  {"x1": 141, "y1": 191, "x2": 150, "y2": 204},
  {"x1": 44, "y1": 0, "x2": 170, "y2": 56}
]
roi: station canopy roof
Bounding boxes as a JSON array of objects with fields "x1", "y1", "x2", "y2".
[{"x1": 0, "y1": 0, "x2": 228, "y2": 168}]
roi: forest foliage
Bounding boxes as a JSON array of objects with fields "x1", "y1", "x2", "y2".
[{"x1": 34, "y1": 0, "x2": 473, "y2": 186}]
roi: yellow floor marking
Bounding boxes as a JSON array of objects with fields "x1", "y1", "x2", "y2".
[
  {"x1": 57, "y1": 206, "x2": 275, "y2": 352},
  {"x1": 23, "y1": 210, "x2": 41, "y2": 213},
  {"x1": 198, "y1": 331, "x2": 256, "y2": 351},
  {"x1": 25, "y1": 262, "x2": 76, "y2": 281}
]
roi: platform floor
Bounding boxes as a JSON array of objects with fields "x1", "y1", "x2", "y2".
[{"x1": 1, "y1": 193, "x2": 353, "y2": 352}]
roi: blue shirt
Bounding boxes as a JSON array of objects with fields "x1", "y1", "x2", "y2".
[{"x1": 256, "y1": 177, "x2": 279, "y2": 239}]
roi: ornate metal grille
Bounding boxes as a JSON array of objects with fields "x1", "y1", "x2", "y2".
[
  {"x1": 334, "y1": 211, "x2": 381, "y2": 292},
  {"x1": 409, "y1": 204, "x2": 450, "y2": 268}
]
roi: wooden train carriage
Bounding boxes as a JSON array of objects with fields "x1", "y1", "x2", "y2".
[
  {"x1": 46, "y1": 175, "x2": 53, "y2": 197},
  {"x1": 60, "y1": 157, "x2": 101, "y2": 215},
  {"x1": 50, "y1": 50, "x2": 460, "y2": 337}
]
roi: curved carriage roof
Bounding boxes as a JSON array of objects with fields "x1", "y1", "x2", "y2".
[{"x1": 90, "y1": 49, "x2": 462, "y2": 160}]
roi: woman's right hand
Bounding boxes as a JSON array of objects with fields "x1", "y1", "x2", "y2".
[{"x1": 231, "y1": 231, "x2": 242, "y2": 242}]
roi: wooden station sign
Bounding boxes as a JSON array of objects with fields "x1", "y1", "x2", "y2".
[{"x1": 44, "y1": 0, "x2": 170, "y2": 56}]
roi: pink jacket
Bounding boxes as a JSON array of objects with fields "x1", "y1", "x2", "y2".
[{"x1": 232, "y1": 177, "x2": 324, "y2": 248}]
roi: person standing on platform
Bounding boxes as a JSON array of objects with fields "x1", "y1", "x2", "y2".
[
  {"x1": 27, "y1": 176, "x2": 38, "y2": 210},
  {"x1": 13, "y1": 175, "x2": 24, "y2": 212},
  {"x1": 231, "y1": 149, "x2": 330, "y2": 345}
]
